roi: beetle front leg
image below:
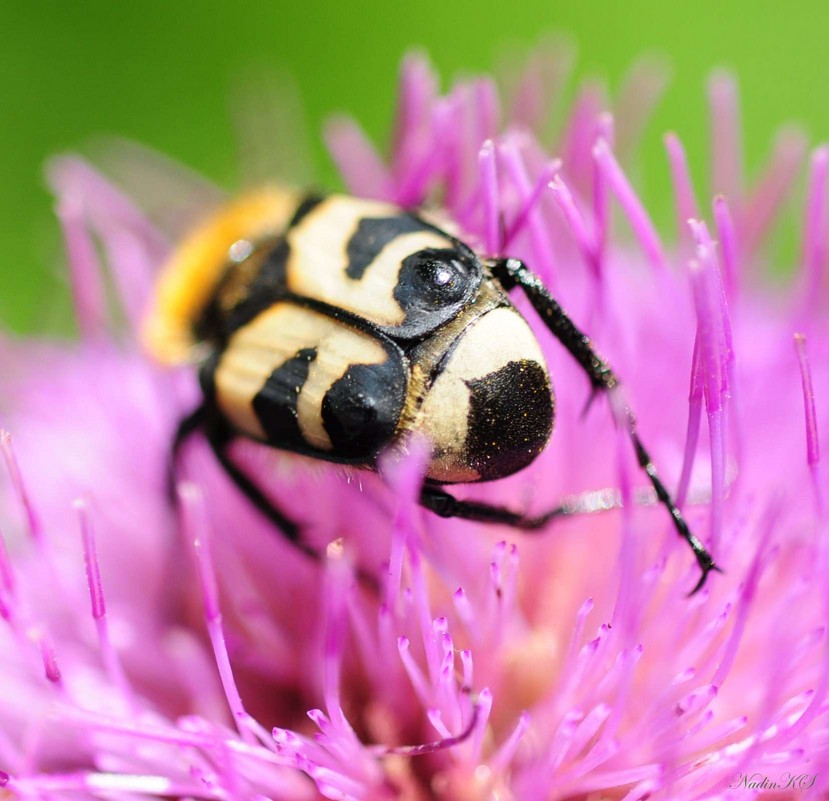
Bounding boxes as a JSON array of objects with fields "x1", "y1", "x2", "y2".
[{"x1": 489, "y1": 257, "x2": 721, "y2": 594}]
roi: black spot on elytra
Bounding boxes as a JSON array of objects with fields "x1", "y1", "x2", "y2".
[
  {"x1": 196, "y1": 236, "x2": 290, "y2": 344},
  {"x1": 464, "y1": 360, "x2": 553, "y2": 480},
  {"x1": 344, "y1": 215, "x2": 428, "y2": 280},
  {"x1": 322, "y1": 359, "x2": 407, "y2": 459},
  {"x1": 392, "y1": 247, "x2": 481, "y2": 338},
  {"x1": 252, "y1": 347, "x2": 317, "y2": 447},
  {"x1": 196, "y1": 194, "x2": 325, "y2": 344},
  {"x1": 289, "y1": 193, "x2": 325, "y2": 228}
]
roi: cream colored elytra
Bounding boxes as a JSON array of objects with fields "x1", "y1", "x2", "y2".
[
  {"x1": 287, "y1": 196, "x2": 451, "y2": 327},
  {"x1": 145, "y1": 188, "x2": 554, "y2": 484},
  {"x1": 214, "y1": 302, "x2": 396, "y2": 452},
  {"x1": 144, "y1": 190, "x2": 454, "y2": 363}
]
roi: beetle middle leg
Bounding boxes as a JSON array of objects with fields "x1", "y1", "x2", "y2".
[
  {"x1": 420, "y1": 484, "x2": 659, "y2": 528},
  {"x1": 489, "y1": 257, "x2": 721, "y2": 593},
  {"x1": 420, "y1": 485, "x2": 592, "y2": 531},
  {"x1": 421, "y1": 486, "x2": 568, "y2": 528}
]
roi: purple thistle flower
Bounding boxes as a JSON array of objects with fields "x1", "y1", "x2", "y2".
[{"x1": 1, "y1": 46, "x2": 828, "y2": 800}]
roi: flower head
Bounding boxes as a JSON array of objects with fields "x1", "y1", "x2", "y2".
[{"x1": 0, "y1": 47, "x2": 828, "y2": 800}]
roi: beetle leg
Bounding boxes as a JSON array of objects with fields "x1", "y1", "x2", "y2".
[
  {"x1": 489, "y1": 257, "x2": 721, "y2": 594},
  {"x1": 421, "y1": 486, "x2": 569, "y2": 527},
  {"x1": 171, "y1": 407, "x2": 380, "y2": 591},
  {"x1": 170, "y1": 407, "x2": 303, "y2": 549},
  {"x1": 202, "y1": 422, "x2": 306, "y2": 548},
  {"x1": 423, "y1": 484, "x2": 717, "y2": 526},
  {"x1": 169, "y1": 404, "x2": 209, "y2": 500},
  {"x1": 490, "y1": 258, "x2": 618, "y2": 392}
]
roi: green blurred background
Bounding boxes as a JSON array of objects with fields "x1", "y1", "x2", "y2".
[{"x1": 0, "y1": 1, "x2": 825, "y2": 333}]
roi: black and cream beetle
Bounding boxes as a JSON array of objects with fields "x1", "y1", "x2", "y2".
[{"x1": 149, "y1": 188, "x2": 719, "y2": 592}]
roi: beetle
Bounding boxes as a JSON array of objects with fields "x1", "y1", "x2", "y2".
[{"x1": 148, "y1": 187, "x2": 719, "y2": 592}]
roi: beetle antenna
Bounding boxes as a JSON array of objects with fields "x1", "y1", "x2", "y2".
[{"x1": 488, "y1": 257, "x2": 722, "y2": 593}]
